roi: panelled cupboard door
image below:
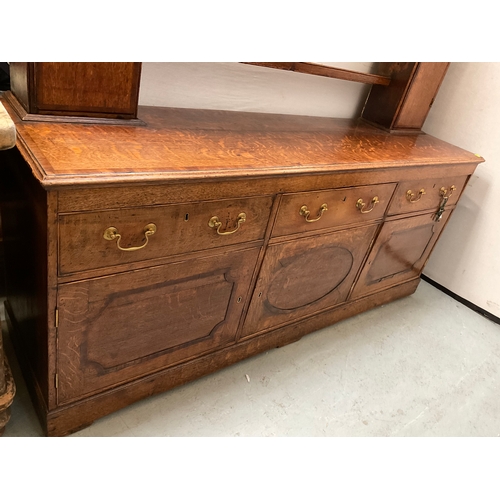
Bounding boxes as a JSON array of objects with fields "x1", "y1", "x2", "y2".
[
  {"x1": 350, "y1": 210, "x2": 452, "y2": 300},
  {"x1": 241, "y1": 224, "x2": 379, "y2": 337},
  {"x1": 56, "y1": 247, "x2": 260, "y2": 404}
]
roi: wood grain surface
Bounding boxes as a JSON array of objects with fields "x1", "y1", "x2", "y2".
[
  {"x1": 8, "y1": 63, "x2": 141, "y2": 119},
  {"x1": 1, "y1": 98, "x2": 483, "y2": 187}
]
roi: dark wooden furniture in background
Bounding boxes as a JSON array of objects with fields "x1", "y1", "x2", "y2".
[
  {"x1": 0, "y1": 326, "x2": 15, "y2": 436},
  {"x1": 0, "y1": 100, "x2": 16, "y2": 436},
  {"x1": 0, "y1": 63, "x2": 483, "y2": 436}
]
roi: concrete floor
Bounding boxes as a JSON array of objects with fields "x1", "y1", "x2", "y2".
[{"x1": 2, "y1": 280, "x2": 500, "y2": 437}]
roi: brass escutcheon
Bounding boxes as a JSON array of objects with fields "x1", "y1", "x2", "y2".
[
  {"x1": 434, "y1": 185, "x2": 456, "y2": 221},
  {"x1": 209, "y1": 212, "x2": 247, "y2": 235},
  {"x1": 356, "y1": 196, "x2": 379, "y2": 214},
  {"x1": 299, "y1": 203, "x2": 328, "y2": 223},
  {"x1": 103, "y1": 223, "x2": 157, "y2": 252}
]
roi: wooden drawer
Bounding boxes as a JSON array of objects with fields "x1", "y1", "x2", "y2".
[
  {"x1": 59, "y1": 195, "x2": 274, "y2": 275},
  {"x1": 387, "y1": 174, "x2": 469, "y2": 215},
  {"x1": 272, "y1": 183, "x2": 396, "y2": 238}
]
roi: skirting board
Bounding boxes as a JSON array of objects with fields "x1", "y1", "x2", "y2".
[{"x1": 421, "y1": 274, "x2": 500, "y2": 326}]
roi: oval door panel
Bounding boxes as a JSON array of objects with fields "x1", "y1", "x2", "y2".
[
  {"x1": 266, "y1": 246, "x2": 354, "y2": 310},
  {"x1": 241, "y1": 224, "x2": 378, "y2": 338}
]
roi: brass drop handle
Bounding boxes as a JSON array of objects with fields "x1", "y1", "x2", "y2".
[
  {"x1": 434, "y1": 185, "x2": 456, "y2": 221},
  {"x1": 209, "y1": 212, "x2": 247, "y2": 235},
  {"x1": 356, "y1": 196, "x2": 379, "y2": 214},
  {"x1": 439, "y1": 185, "x2": 456, "y2": 199},
  {"x1": 103, "y1": 223, "x2": 157, "y2": 252},
  {"x1": 299, "y1": 203, "x2": 328, "y2": 223},
  {"x1": 406, "y1": 188, "x2": 426, "y2": 203}
]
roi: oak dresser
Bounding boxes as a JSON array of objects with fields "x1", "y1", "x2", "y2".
[{"x1": 0, "y1": 68, "x2": 484, "y2": 436}]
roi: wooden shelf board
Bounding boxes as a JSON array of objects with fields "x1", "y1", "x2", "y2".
[{"x1": 242, "y1": 62, "x2": 391, "y2": 86}]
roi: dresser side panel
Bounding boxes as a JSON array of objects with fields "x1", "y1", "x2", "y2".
[{"x1": 0, "y1": 147, "x2": 51, "y2": 406}]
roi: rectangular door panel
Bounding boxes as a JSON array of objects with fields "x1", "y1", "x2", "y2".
[
  {"x1": 57, "y1": 247, "x2": 260, "y2": 404},
  {"x1": 351, "y1": 210, "x2": 452, "y2": 299}
]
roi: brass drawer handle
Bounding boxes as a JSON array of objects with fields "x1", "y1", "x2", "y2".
[
  {"x1": 439, "y1": 185, "x2": 456, "y2": 199},
  {"x1": 299, "y1": 203, "x2": 328, "y2": 223},
  {"x1": 406, "y1": 188, "x2": 426, "y2": 203},
  {"x1": 434, "y1": 185, "x2": 456, "y2": 221},
  {"x1": 209, "y1": 212, "x2": 247, "y2": 235},
  {"x1": 356, "y1": 196, "x2": 379, "y2": 214},
  {"x1": 103, "y1": 223, "x2": 157, "y2": 252}
]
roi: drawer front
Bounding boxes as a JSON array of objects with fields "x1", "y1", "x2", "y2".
[
  {"x1": 56, "y1": 247, "x2": 260, "y2": 404},
  {"x1": 272, "y1": 183, "x2": 396, "y2": 238},
  {"x1": 59, "y1": 195, "x2": 273, "y2": 275},
  {"x1": 387, "y1": 175, "x2": 468, "y2": 215}
]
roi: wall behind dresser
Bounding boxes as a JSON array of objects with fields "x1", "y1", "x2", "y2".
[
  {"x1": 423, "y1": 62, "x2": 500, "y2": 318},
  {"x1": 138, "y1": 62, "x2": 373, "y2": 118}
]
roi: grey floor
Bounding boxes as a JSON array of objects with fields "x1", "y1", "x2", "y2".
[{"x1": 3, "y1": 280, "x2": 500, "y2": 437}]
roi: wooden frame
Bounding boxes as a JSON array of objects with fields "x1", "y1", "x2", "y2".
[
  {"x1": 242, "y1": 62, "x2": 391, "y2": 86},
  {"x1": 7, "y1": 62, "x2": 143, "y2": 124},
  {"x1": 242, "y1": 62, "x2": 450, "y2": 131}
]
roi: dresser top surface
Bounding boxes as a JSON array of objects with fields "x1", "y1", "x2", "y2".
[{"x1": 3, "y1": 100, "x2": 483, "y2": 187}]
